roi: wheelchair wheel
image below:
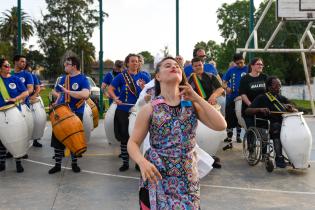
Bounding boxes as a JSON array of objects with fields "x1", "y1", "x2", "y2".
[
  {"x1": 243, "y1": 127, "x2": 262, "y2": 166},
  {"x1": 265, "y1": 159, "x2": 274, "y2": 172}
]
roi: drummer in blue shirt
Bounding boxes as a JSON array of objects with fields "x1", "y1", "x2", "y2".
[
  {"x1": 108, "y1": 53, "x2": 150, "y2": 172},
  {"x1": 0, "y1": 58, "x2": 29, "y2": 173},
  {"x1": 48, "y1": 56, "x2": 90, "y2": 175},
  {"x1": 12, "y1": 55, "x2": 34, "y2": 108}
]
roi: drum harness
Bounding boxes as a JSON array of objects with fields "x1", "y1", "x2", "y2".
[{"x1": 265, "y1": 92, "x2": 287, "y2": 112}]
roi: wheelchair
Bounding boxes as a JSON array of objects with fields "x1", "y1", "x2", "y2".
[{"x1": 242, "y1": 116, "x2": 276, "y2": 172}]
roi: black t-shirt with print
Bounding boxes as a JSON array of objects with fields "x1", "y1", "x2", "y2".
[
  {"x1": 239, "y1": 73, "x2": 268, "y2": 114},
  {"x1": 188, "y1": 72, "x2": 222, "y2": 99}
]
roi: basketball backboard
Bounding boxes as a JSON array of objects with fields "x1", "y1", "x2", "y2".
[{"x1": 277, "y1": 0, "x2": 315, "y2": 20}]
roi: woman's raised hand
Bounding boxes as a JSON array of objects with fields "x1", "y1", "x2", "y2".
[{"x1": 179, "y1": 83, "x2": 201, "y2": 102}]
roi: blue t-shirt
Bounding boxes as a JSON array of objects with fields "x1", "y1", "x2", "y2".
[
  {"x1": 12, "y1": 70, "x2": 34, "y2": 107},
  {"x1": 30, "y1": 74, "x2": 40, "y2": 97},
  {"x1": 111, "y1": 70, "x2": 150, "y2": 112},
  {"x1": 55, "y1": 74, "x2": 90, "y2": 114},
  {"x1": 184, "y1": 63, "x2": 218, "y2": 77},
  {"x1": 222, "y1": 66, "x2": 248, "y2": 102},
  {"x1": 102, "y1": 71, "x2": 121, "y2": 104},
  {"x1": 0, "y1": 76, "x2": 27, "y2": 109}
]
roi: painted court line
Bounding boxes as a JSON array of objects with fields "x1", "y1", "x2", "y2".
[{"x1": 26, "y1": 159, "x2": 315, "y2": 196}]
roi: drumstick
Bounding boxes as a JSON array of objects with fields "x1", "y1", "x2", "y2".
[
  {"x1": 270, "y1": 111, "x2": 289, "y2": 114},
  {"x1": 120, "y1": 103, "x2": 136, "y2": 106}
]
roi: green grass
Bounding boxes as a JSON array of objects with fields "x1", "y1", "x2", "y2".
[
  {"x1": 40, "y1": 87, "x2": 52, "y2": 109},
  {"x1": 291, "y1": 100, "x2": 314, "y2": 114}
]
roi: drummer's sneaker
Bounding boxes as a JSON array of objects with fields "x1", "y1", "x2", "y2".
[
  {"x1": 236, "y1": 137, "x2": 242, "y2": 143},
  {"x1": 275, "y1": 156, "x2": 286, "y2": 168},
  {"x1": 48, "y1": 165, "x2": 61, "y2": 174},
  {"x1": 0, "y1": 162, "x2": 5, "y2": 172},
  {"x1": 71, "y1": 163, "x2": 81, "y2": 173},
  {"x1": 16, "y1": 161, "x2": 24, "y2": 173},
  {"x1": 33, "y1": 140, "x2": 43, "y2": 148},
  {"x1": 224, "y1": 137, "x2": 232, "y2": 143},
  {"x1": 6, "y1": 152, "x2": 13, "y2": 159},
  {"x1": 119, "y1": 164, "x2": 129, "y2": 172}
]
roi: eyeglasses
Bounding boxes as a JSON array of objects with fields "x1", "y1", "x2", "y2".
[
  {"x1": 255, "y1": 63, "x2": 264, "y2": 67},
  {"x1": 65, "y1": 62, "x2": 73, "y2": 66},
  {"x1": 2, "y1": 64, "x2": 10, "y2": 68}
]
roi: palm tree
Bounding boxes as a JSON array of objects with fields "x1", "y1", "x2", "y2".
[{"x1": 0, "y1": 7, "x2": 34, "y2": 55}]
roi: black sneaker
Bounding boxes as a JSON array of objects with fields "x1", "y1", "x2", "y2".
[
  {"x1": 16, "y1": 162, "x2": 24, "y2": 173},
  {"x1": 33, "y1": 140, "x2": 43, "y2": 148},
  {"x1": 212, "y1": 161, "x2": 222, "y2": 169},
  {"x1": 119, "y1": 164, "x2": 129, "y2": 172},
  {"x1": 71, "y1": 164, "x2": 81, "y2": 173},
  {"x1": 6, "y1": 152, "x2": 13, "y2": 159},
  {"x1": 48, "y1": 165, "x2": 61, "y2": 174},
  {"x1": 0, "y1": 163, "x2": 5, "y2": 172},
  {"x1": 275, "y1": 156, "x2": 286, "y2": 168},
  {"x1": 224, "y1": 137, "x2": 232, "y2": 143}
]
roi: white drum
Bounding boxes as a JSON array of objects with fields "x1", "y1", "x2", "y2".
[
  {"x1": 280, "y1": 112, "x2": 312, "y2": 169},
  {"x1": 128, "y1": 107, "x2": 150, "y2": 154},
  {"x1": 196, "y1": 120, "x2": 227, "y2": 155},
  {"x1": 0, "y1": 105, "x2": 28, "y2": 158},
  {"x1": 234, "y1": 96, "x2": 246, "y2": 129},
  {"x1": 30, "y1": 98, "x2": 47, "y2": 140},
  {"x1": 21, "y1": 104, "x2": 34, "y2": 142},
  {"x1": 217, "y1": 95, "x2": 226, "y2": 116},
  {"x1": 83, "y1": 103, "x2": 93, "y2": 142},
  {"x1": 104, "y1": 103, "x2": 119, "y2": 145},
  {"x1": 195, "y1": 145, "x2": 214, "y2": 179}
]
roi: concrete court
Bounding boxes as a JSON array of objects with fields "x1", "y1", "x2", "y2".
[{"x1": 0, "y1": 117, "x2": 315, "y2": 210}]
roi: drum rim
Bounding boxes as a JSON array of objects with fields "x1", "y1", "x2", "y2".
[
  {"x1": 282, "y1": 112, "x2": 304, "y2": 117},
  {"x1": 0, "y1": 104, "x2": 16, "y2": 111},
  {"x1": 49, "y1": 103, "x2": 70, "y2": 114}
]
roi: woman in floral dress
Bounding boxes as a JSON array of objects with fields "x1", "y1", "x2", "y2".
[{"x1": 128, "y1": 57, "x2": 226, "y2": 210}]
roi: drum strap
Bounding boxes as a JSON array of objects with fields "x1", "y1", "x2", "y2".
[
  {"x1": 0, "y1": 77, "x2": 10, "y2": 101},
  {"x1": 0, "y1": 77, "x2": 19, "y2": 106},
  {"x1": 265, "y1": 92, "x2": 286, "y2": 112},
  {"x1": 122, "y1": 72, "x2": 137, "y2": 97},
  {"x1": 65, "y1": 75, "x2": 85, "y2": 109},
  {"x1": 65, "y1": 75, "x2": 71, "y2": 103},
  {"x1": 191, "y1": 73, "x2": 206, "y2": 99}
]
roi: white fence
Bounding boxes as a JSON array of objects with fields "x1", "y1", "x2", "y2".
[{"x1": 281, "y1": 77, "x2": 315, "y2": 100}]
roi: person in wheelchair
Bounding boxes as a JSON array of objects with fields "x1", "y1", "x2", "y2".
[{"x1": 245, "y1": 76, "x2": 297, "y2": 168}]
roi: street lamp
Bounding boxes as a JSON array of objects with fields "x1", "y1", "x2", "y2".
[
  {"x1": 176, "y1": 0, "x2": 179, "y2": 56},
  {"x1": 17, "y1": 0, "x2": 22, "y2": 54}
]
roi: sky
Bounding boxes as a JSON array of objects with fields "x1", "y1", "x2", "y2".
[{"x1": 1, "y1": 0, "x2": 263, "y2": 61}]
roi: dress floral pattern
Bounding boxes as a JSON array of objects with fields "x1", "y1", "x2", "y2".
[{"x1": 140, "y1": 96, "x2": 200, "y2": 210}]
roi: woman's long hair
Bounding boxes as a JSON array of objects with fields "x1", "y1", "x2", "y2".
[{"x1": 154, "y1": 56, "x2": 187, "y2": 96}]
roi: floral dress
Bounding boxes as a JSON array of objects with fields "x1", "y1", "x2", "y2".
[{"x1": 140, "y1": 96, "x2": 200, "y2": 210}]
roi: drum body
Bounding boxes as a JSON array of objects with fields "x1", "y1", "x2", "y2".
[
  {"x1": 234, "y1": 96, "x2": 246, "y2": 129},
  {"x1": 0, "y1": 105, "x2": 28, "y2": 158},
  {"x1": 217, "y1": 95, "x2": 226, "y2": 116},
  {"x1": 30, "y1": 98, "x2": 47, "y2": 140},
  {"x1": 86, "y1": 98, "x2": 99, "y2": 128},
  {"x1": 196, "y1": 120, "x2": 227, "y2": 155},
  {"x1": 128, "y1": 107, "x2": 150, "y2": 154},
  {"x1": 21, "y1": 104, "x2": 34, "y2": 141},
  {"x1": 195, "y1": 145, "x2": 214, "y2": 179},
  {"x1": 280, "y1": 112, "x2": 312, "y2": 169},
  {"x1": 49, "y1": 104, "x2": 86, "y2": 156},
  {"x1": 83, "y1": 104, "x2": 93, "y2": 142},
  {"x1": 104, "y1": 103, "x2": 119, "y2": 145}
]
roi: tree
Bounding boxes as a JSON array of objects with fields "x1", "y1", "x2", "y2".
[
  {"x1": 194, "y1": 40, "x2": 221, "y2": 63},
  {"x1": 0, "y1": 7, "x2": 34, "y2": 56},
  {"x1": 36, "y1": 0, "x2": 98, "y2": 78},
  {"x1": 138, "y1": 51, "x2": 154, "y2": 64}
]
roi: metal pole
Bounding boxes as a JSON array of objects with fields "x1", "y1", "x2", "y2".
[
  {"x1": 99, "y1": 0, "x2": 104, "y2": 117},
  {"x1": 176, "y1": 0, "x2": 179, "y2": 56},
  {"x1": 249, "y1": 0, "x2": 254, "y2": 61},
  {"x1": 17, "y1": 0, "x2": 22, "y2": 54}
]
